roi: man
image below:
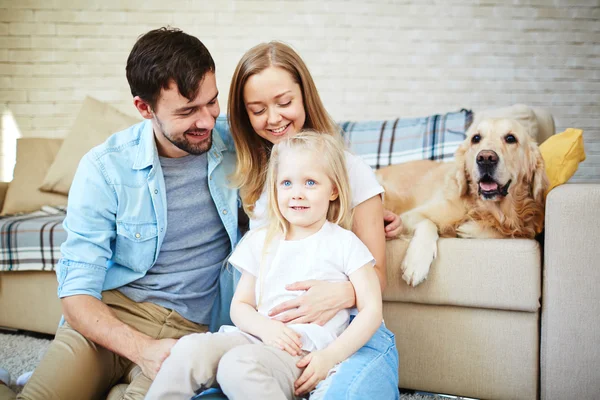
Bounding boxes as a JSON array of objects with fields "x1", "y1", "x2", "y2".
[{"x1": 3, "y1": 27, "x2": 239, "y2": 400}]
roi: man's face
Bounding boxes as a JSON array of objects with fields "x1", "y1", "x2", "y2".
[{"x1": 151, "y1": 72, "x2": 220, "y2": 158}]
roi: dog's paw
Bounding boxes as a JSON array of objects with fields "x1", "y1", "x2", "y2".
[{"x1": 401, "y1": 234, "x2": 437, "y2": 286}]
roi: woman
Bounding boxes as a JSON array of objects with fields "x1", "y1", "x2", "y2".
[{"x1": 227, "y1": 41, "x2": 400, "y2": 399}]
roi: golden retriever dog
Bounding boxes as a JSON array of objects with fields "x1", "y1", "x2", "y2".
[{"x1": 376, "y1": 118, "x2": 549, "y2": 286}]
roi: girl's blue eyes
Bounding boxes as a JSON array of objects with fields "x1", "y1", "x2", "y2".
[{"x1": 281, "y1": 179, "x2": 316, "y2": 187}]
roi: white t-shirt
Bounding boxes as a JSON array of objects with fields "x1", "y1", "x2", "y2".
[
  {"x1": 249, "y1": 151, "x2": 384, "y2": 230},
  {"x1": 225, "y1": 221, "x2": 375, "y2": 352}
]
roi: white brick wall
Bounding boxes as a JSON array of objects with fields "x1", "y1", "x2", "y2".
[{"x1": 0, "y1": 0, "x2": 599, "y2": 182}]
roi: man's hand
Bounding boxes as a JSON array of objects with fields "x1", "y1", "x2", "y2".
[
  {"x1": 268, "y1": 280, "x2": 354, "y2": 326},
  {"x1": 383, "y1": 209, "x2": 403, "y2": 239},
  {"x1": 257, "y1": 320, "x2": 303, "y2": 357},
  {"x1": 294, "y1": 350, "x2": 338, "y2": 396},
  {"x1": 136, "y1": 338, "x2": 178, "y2": 380}
]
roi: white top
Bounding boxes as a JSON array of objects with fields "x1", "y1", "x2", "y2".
[
  {"x1": 225, "y1": 221, "x2": 376, "y2": 352},
  {"x1": 249, "y1": 151, "x2": 384, "y2": 230}
]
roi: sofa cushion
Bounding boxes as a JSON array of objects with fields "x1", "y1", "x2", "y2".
[
  {"x1": 338, "y1": 109, "x2": 473, "y2": 169},
  {"x1": 39, "y1": 96, "x2": 139, "y2": 196},
  {"x1": 0, "y1": 139, "x2": 68, "y2": 215},
  {"x1": 0, "y1": 208, "x2": 66, "y2": 271},
  {"x1": 383, "y1": 238, "x2": 541, "y2": 312},
  {"x1": 539, "y1": 128, "x2": 586, "y2": 193}
]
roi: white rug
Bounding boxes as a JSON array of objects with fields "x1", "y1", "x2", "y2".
[{"x1": 0, "y1": 331, "x2": 454, "y2": 399}]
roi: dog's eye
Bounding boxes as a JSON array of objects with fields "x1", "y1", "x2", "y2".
[
  {"x1": 471, "y1": 134, "x2": 481, "y2": 144},
  {"x1": 505, "y1": 134, "x2": 517, "y2": 144}
]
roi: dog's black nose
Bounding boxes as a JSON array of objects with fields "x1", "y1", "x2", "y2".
[{"x1": 477, "y1": 150, "x2": 499, "y2": 166}]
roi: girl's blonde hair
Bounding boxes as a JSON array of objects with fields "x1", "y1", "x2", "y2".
[
  {"x1": 228, "y1": 41, "x2": 339, "y2": 216},
  {"x1": 256, "y1": 130, "x2": 352, "y2": 305},
  {"x1": 265, "y1": 130, "x2": 352, "y2": 239}
]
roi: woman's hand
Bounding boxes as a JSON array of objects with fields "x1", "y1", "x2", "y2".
[
  {"x1": 383, "y1": 209, "x2": 402, "y2": 239},
  {"x1": 257, "y1": 319, "x2": 303, "y2": 357},
  {"x1": 294, "y1": 350, "x2": 338, "y2": 395},
  {"x1": 268, "y1": 280, "x2": 355, "y2": 326}
]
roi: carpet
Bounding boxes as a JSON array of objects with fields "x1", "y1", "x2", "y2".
[{"x1": 0, "y1": 331, "x2": 456, "y2": 399}]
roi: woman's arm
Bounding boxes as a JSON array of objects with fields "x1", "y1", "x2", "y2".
[
  {"x1": 352, "y1": 195, "x2": 387, "y2": 290},
  {"x1": 268, "y1": 195, "x2": 386, "y2": 324},
  {"x1": 294, "y1": 264, "x2": 383, "y2": 395}
]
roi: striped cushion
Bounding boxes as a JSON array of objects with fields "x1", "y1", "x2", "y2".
[
  {"x1": 0, "y1": 206, "x2": 66, "y2": 271},
  {"x1": 340, "y1": 109, "x2": 473, "y2": 169}
]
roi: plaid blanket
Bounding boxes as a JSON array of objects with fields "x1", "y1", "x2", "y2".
[
  {"x1": 340, "y1": 109, "x2": 473, "y2": 169},
  {"x1": 0, "y1": 206, "x2": 66, "y2": 272}
]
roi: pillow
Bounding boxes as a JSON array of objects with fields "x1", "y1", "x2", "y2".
[
  {"x1": 39, "y1": 96, "x2": 139, "y2": 195},
  {"x1": 1, "y1": 139, "x2": 68, "y2": 215},
  {"x1": 466, "y1": 104, "x2": 539, "y2": 141},
  {"x1": 539, "y1": 128, "x2": 586, "y2": 193},
  {"x1": 339, "y1": 109, "x2": 473, "y2": 169}
]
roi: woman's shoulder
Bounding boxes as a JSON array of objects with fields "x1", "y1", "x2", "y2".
[{"x1": 344, "y1": 150, "x2": 374, "y2": 176}]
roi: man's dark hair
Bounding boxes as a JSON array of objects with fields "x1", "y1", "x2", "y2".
[{"x1": 126, "y1": 27, "x2": 215, "y2": 110}]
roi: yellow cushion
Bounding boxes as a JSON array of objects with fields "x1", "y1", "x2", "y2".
[{"x1": 539, "y1": 128, "x2": 586, "y2": 193}]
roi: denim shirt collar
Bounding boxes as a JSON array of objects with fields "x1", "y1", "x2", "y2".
[{"x1": 132, "y1": 119, "x2": 228, "y2": 170}]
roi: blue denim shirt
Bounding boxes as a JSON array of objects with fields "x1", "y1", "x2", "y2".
[{"x1": 56, "y1": 117, "x2": 239, "y2": 331}]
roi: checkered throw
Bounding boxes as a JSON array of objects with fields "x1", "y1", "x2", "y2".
[
  {"x1": 0, "y1": 206, "x2": 66, "y2": 271},
  {"x1": 339, "y1": 109, "x2": 473, "y2": 169}
]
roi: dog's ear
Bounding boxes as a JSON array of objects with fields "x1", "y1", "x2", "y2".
[
  {"x1": 529, "y1": 143, "x2": 549, "y2": 204},
  {"x1": 453, "y1": 143, "x2": 469, "y2": 196}
]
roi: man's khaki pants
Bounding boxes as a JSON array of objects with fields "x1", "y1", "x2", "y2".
[{"x1": 0, "y1": 290, "x2": 208, "y2": 400}]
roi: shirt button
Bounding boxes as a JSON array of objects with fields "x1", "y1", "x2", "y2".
[
  {"x1": 154, "y1": 189, "x2": 158, "y2": 194},
  {"x1": 222, "y1": 209, "x2": 228, "y2": 215},
  {"x1": 160, "y1": 228, "x2": 164, "y2": 232},
  {"x1": 135, "y1": 233, "x2": 141, "y2": 238}
]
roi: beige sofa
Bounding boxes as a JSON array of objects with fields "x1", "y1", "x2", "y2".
[{"x1": 0, "y1": 102, "x2": 598, "y2": 399}]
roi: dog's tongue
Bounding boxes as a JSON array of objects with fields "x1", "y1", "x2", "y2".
[{"x1": 480, "y1": 181, "x2": 499, "y2": 191}]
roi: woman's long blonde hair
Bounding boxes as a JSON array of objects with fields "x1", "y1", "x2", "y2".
[{"x1": 228, "y1": 41, "x2": 339, "y2": 216}]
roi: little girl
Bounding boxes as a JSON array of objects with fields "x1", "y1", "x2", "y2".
[{"x1": 145, "y1": 131, "x2": 383, "y2": 400}]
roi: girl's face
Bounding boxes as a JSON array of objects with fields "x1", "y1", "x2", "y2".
[
  {"x1": 243, "y1": 66, "x2": 306, "y2": 144},
  {"x1": 276, "y1": 147, "x2": 338, "y2": 239}
]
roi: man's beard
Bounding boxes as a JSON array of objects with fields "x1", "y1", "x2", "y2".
[{"x1": 156, "y1": 117, "x2": 212, "y2": 155}]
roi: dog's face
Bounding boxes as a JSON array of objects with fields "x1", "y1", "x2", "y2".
[{"x1": 456, "y1": 118, "x2": 545, "y2": 202}]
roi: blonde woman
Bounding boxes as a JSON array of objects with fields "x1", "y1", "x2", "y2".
[
  {"x1": 227, "y1": 42, "x2": 400, "y2": 399},
  {"x1": 146, "y1": 132, "x2": 383, "y2": 399}
]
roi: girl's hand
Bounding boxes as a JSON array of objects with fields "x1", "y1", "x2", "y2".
[
  {"x1": 294, "y1": 350, "x2": 338, "y2": 396},
  {"x1": 268, "y1": 280, "x2": 354, "y2": 325},
  {"x1": 257, "y1": 319, "x2": 303, "y2": 356},
  {"x1": 383, "y1": 209, "x2": 402, "y2": 239}
]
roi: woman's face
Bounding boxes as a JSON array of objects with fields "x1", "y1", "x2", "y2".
[{"x1": 243, "y1": 66, "x2": 306, "y2": 144}]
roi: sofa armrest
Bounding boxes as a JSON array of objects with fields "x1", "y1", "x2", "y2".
[
  {"x1": 541, "y1": 183, "x2": 600, "y2": 399},
  {"x1": 0, "y1": 181, "x2": 9, "y2": 212}
]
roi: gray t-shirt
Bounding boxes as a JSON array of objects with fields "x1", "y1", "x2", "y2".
[{"x1": 119, "y1": 153, "x2": 231, "y2": 324}]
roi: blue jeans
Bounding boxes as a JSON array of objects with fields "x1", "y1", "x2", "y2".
[
  {"x1": 194, "y1": 320, "x2": 399, "y2": 399},
  {"x1": 310, "y1": 320, "x2": 399, "y2": 400}
]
